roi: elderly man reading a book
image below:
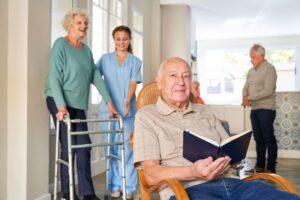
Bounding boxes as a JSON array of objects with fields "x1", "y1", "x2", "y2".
[{"x1": 133, "y1": 57, "x2": 299, "y2": 200}]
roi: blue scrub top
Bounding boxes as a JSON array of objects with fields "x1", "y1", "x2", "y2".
[{"x1": 96, "y1": 52, "x2": 142, "y2": 118}]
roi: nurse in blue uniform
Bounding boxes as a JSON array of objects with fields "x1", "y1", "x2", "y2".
[{"x1": 96, "y1": 25, "x2": 142, "y2": 199}]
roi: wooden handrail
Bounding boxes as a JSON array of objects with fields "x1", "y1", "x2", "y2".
[{"x1": 138, "y1": 169, "x2": 189, "y2": 200}]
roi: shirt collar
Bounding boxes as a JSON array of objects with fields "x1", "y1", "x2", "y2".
[
  {"x1": 255, "y1": 60, "x2": 267, "y2": 70},
  {"x1": 156, "y1": 96, "x2": 197, "y2": 116}
]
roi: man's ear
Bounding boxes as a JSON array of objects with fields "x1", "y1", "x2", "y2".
[{"x1": 156, "y1": 75, "x2": 162, "y2": 90}]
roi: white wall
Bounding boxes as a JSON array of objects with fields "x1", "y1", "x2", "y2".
[
  {"x1": 5, "y1": 0, "x2": 51, "y2": 199},
  {"x1": 128, "y1": 0, "x2": 161, "y2": 83},
  {"x1": 7, "y1": 0, "x2": 29, "y2": 197},
  {"x1": 0, "y1": 0, "x2": 8, "y2": 199},
  {"x1": 161, "y1": 4, "x2": 191, "y2": 63},
  {"x1": 27, "y1": 0, "x2": 51, "y2": 199}
]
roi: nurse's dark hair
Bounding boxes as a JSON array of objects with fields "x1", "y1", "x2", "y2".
[{"x1": 112, "y1": 25, "x2": 133, "y2": 54}]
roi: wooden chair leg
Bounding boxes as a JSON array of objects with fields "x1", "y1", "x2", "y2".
[{"x1": 140, "y1": 185, "x2": 151, "y2": 200}]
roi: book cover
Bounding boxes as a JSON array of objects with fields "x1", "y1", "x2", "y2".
[{"x1": 183, "y1": 130, "x2": 252, "y2": 165}]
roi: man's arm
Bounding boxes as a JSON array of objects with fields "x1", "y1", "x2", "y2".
[
  {"x1": 242, "y1": 78, "x2": 249, "y2": 97},
  {"x1": 242, "y1": 73, "x2": 251, "y2": 107},
  {"x1": 141, "y1": 157, "x2": 231, "y2": 186}
]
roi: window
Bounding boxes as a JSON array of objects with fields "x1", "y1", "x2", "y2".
[
  {"x1": 198, "y1": 48, "x2": 296, "y2": 105},
  {"x1": 50, "y1": 0, "x2": 74, "y2": 134},
  {"x1": 51, "y1": 0, "x2": 73, "y2": 45},
  {"x1": 132, "y1": 10, "x2": 143, "y2": 60},
  {"x1": 89, "y1": 0, "x2": 124, "y2": 104},
  {"x1": 132, "y1": 10, "x2": 144, "y2": 93}
]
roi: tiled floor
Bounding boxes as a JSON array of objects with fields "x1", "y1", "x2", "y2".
[{"x1": 69, "y1": 158, "x2": 300, "y2": 199}]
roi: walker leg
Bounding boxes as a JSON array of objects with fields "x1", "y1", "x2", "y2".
[
  {"x1": 54, "y1": 120, "x2": 60, "y2": 200},
  {"x1": 119, "y1": 118, "x2": 126, "y2": 200},
  {"x1": 105, "y1": 121, "x2": 111, "y2": 198},
  {"x1": 67, "y1": 120, "x2": 74, "y2": 200}
]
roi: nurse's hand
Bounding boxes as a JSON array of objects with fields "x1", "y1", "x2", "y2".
[
  {"x1": 108, "y1": 101, "x2": 118, "y2": 117},
  {"x1": 125, "y1": 101, "x2": 130, "y2": 117}
]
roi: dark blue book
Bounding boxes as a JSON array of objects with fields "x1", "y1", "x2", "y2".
[{"x1": 183, "y1": 130, "x2": 252, "y2": 165}]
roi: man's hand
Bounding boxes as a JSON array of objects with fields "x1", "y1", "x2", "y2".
[
  {"x1": 190, "y1": 156, "x2": 231, "y2": 181},
  {"x1": 242, "y1": 96, "x2": 251, "y2": 107},
  {"x1": 56, "y1": 106, "x2": 69, "y2": 121},
  {"x1": 140, "y1": 156, "x2": 231, "y2": 186},
  {"x1": 108, "y1": 101, "x2": 118, "y2": 117}
]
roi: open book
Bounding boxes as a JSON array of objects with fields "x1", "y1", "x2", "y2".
[{"x1": 183, "y1": 130, "x2": 252, "y2": 165}]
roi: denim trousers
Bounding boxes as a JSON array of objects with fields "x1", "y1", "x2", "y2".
[
  {"x1": 169, "y1": 178, "x2": 300, "y2": 200},
  {"x1": 250, "y1": 109, "x2": 277, "y2": 171}
]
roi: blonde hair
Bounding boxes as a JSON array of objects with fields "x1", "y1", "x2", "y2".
[{"x1": 62, "y1": 8, "x2": 89, "y2": 32}]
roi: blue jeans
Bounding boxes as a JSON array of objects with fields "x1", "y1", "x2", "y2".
[
  {"x1": 169, "y1": 178, "x2": 300, "y2": 200},
  {"x1": 250, "y1": 109, "x2": 277, "y2": 171}
]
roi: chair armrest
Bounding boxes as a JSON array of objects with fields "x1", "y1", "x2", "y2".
[
  {"x1": 243, "y1": 173, "x2": 300, "y2": 195},
  {"x1": 138, "y1": 169, "x2": 189, "y2": 200}
]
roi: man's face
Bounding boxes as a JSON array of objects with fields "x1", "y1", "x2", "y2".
[
  {"x1": 157, "y1": 60, "x2": 192, "y2": 105},
  {"x1": 250, "y1": 50, "x2": 264, "y2": 68}
]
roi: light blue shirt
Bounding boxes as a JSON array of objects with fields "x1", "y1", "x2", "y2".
[{"x1": 96, "y1": 52, "x2": 142, "y2": 118}]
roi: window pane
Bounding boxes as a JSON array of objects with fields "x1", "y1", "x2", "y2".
[
  {"x1": 109, "y1": 15, "x2": 122, "y2": 52},
  {"x1": 266, "y1": 49, "x2": 295, "y2": 91},
  {"x1": 51, "y1": 0, "x2": 72, "y2": 45},
  {"x1": 133, "y1": 11, "x2": 143, "y2": 33},
  {"x1": 110, "y1": 0, "x2": 118, "y2": 15},
  {"x1": 200, "y1": 50, "x2": 252, "y2": 105},
  {"x1": 198, "y1": 48, "x2": 296, "y2": 105},
  {"x1": 117, "y1": 0, "x2": 122, "y2": 18},
  {"x1": 92, "y1": 4, "x2": 108, "y2": 60},
  {"x1": 132, "y1": 32, "x2": 143, "y2": 60},
  {"x1": 93, "y1": 0, "x2": 108, "y2": 9},
  {"x1": 91, "y1": 4, "x2": 108, "y2": 105}
]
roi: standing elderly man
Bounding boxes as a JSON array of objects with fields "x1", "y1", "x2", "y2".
[
  {"x1": 133, "y1": 57, "x2": 298, "y2": 200},
  {"x1": 242, "y1": 44, "x2": 278, "y2": 174}
]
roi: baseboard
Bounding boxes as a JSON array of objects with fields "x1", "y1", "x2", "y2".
[
  {"x1": 247, "y1": 150, "x2": 300, "y2": 159},
  {"x1": 34, "y1": 193, "x2": 51, "y2": 200}
]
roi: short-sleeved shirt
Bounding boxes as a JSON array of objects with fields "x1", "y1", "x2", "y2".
[
  {"x1": 96, "y1": 52, "x2": 142, "y2": 117},
  {"x1": 134, "y1": 97, "x2": 235, "y2": 200}
]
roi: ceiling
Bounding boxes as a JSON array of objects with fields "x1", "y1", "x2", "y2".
[{"x1": 161, "y1": 0, "x2": 300, "y2": 40}]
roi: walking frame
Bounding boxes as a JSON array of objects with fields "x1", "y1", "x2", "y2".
[{"x1": 53, "y1": 115, "x2": 127, "y2": 200}]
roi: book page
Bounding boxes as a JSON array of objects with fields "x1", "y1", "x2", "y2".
[
  {"x1": 187, "y1": 130, "x2": 220, "y2": 146},
  {"x1": 220, "y1": 130, "x2": 252, "y2": 146}
]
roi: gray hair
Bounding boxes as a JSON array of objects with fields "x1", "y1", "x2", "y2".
[
  {"x1": 250, "y1": 43, "x2": 265, "y2": 57},
  {"x1": 62, "y1": 8, "x2": 89, "y2": 32},
  {"x1": 157, "y1": 57, "x2": 191, "y2": 78}
]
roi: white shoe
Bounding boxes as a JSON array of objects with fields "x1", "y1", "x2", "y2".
[{"x1": 111, "y1": 190, "x2": 121, "y2": 198}]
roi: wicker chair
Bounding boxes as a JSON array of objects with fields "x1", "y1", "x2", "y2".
[{"x1": 134, "y1": 82, "x2": 299, "y2": 200}]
